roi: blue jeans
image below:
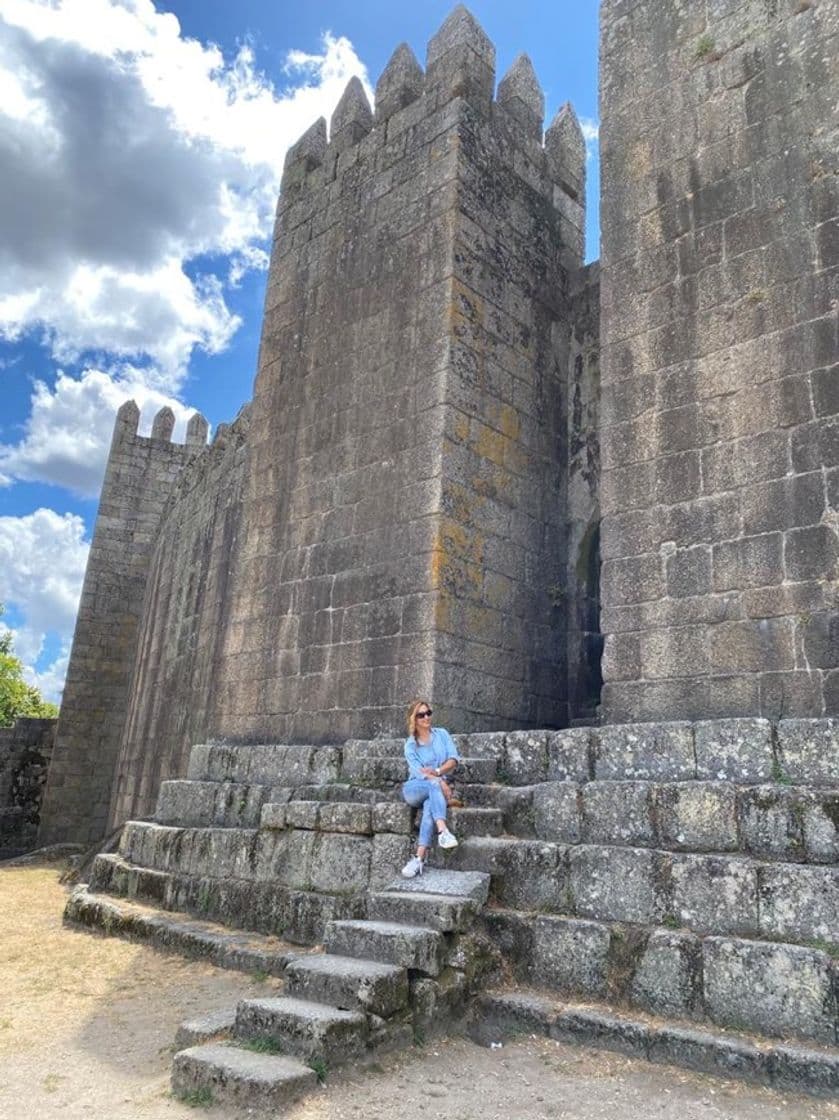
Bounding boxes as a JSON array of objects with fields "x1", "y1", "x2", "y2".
[{"x1": 402, "y1": 778, "x2": 447, "y2": 848}]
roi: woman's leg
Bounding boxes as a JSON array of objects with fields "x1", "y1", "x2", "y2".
[{"x1": 403, "y1": 778, "x2": 434, "y2": 857}]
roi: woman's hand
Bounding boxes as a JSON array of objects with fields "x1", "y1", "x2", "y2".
[{"x1": 419, "y1": 766, "x2": 437, "y2": 778}]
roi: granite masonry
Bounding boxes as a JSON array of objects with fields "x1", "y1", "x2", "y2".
[{"x1": 0, "y1": 717, "x2": 56, "y2": 857}]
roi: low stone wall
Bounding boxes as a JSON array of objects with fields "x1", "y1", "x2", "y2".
[{"x1": 0, "y1": 717, "x2": 57, "y2": 856}]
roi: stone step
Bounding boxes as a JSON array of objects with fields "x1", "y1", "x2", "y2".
[
  {"x1": 447, "y1": 807, "x2": 503, "y2": 837},
  {"x1": 368, "y1": 890, "x2": 478, "y2": 932},
  {"x1": 171, "y1": 1042, "x2": 317, "y2": 1111},
  {"x1": 324, "y1": 919, "x2": 444, "y2": 976},
  {"x1": 284, "y1": 953, "x2": 408, "y2": 1016},
  {"x1": 87, "y1": 850, "x2": 366, "y2": 946},
  {"x1": 234, "y1": 995, "x2": 367, "y2": 1064},
  {"x1": 175, "y1": 1009, "x2": 237, "y2": 1049},
  {"x1": 480, "y1": 906, "x2": 839, "y2": 1046},
  {"x1": 187, "y1": 742, "x2": 342, "y2": 786},
  {"x1": 380, "y1": 867, "x2": 491, "y2": 904},
  {"x1": 472, "y1": 991, "x2": 839, "y2": 1098},
  {"x1": 155, "y1": 779, "x2": 271, "y2": 828},
  {"x1": 340, "y1": 756, "x2": 497, "y2": 786},
  {"x1": 442, "y1": 835, "x2": 839, "y2": 944},
  {"x1": 292, "y1": 783, "x2": 392, "y2": 804},
  {"x1": 64, "y1": 884, "x2": 305, "y2": 976}
]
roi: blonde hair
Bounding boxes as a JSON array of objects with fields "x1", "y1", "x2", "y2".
[{"x1": 406, "y1": 697, "x2": 432, "y2": 739}]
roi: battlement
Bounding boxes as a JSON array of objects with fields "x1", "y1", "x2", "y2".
[
  {"x1": 279, "y1": 5, "x2": 586, "y2": 257},
  {"x1": 112, "y1": 399, "x2": 209, "y2": 452}
]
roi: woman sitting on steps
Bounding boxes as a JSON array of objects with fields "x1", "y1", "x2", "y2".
[{"x1": 400, "y1": 698, "x2": 459, "y2": 878}]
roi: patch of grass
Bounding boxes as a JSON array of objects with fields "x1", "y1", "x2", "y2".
[
  {"x1": 413, "y1": 1025, "x2": 426, "y2": 1046},
  {"x1": 807, "y1": 939, "x2": 839, "y2": 959},
  {"x1": 241, "y1": 1035, "x2": 283, "y2": 1054},
  {"x1": 771, "y1": 758, "x2": 791, "y2": 786},
  {"x1": 179, "y1": 1086, "x2": 214, "y2": 1108},
  {"x1": 694, "y1": 34, "x2": 717, "y2": 61},
  {"x1": 250, "y1": 968, "x2": 269, "y2": 984},
  {"x1": 308, "y1": 1057, "x2": 328, "y2": 1083},
  {"x1": 662, "y1": 914, "x2": 681, "y2": 930}
]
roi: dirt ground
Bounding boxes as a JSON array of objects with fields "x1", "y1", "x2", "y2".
[{"x1": 1, "y1": 857, "x2": 837, "y2": 1120}]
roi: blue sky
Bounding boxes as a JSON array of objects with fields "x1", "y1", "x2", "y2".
[{"x1": 0, "y1": 0, "x2": 600, "y2": 701}]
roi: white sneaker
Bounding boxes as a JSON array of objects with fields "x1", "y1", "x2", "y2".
[
  {"x1": 401, "y1": 856, "x2": 425, "y2": 878},
  {"x1": 438, "y1": 829, "x2": 458, "y2": 850}
]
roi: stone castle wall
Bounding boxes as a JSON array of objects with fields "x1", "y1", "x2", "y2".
[
  {"x1": 107, "y1": 409, "x2": 250, "y2": 827},
  {"x1": 39, "y1": 405, "x2": 208, "y2": 845},
  {"x1": 599, "y1": 0, "x2": 839, "y2": 722}
]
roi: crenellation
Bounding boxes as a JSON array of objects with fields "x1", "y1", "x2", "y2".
[
  {"x1": 496, "y1": 53, "x2": 544, "y2": 143},
  {"x1": 425, "y1": 5, "x2": 495, "y2": 116},
  {"x1": 185, "y1": 411, "x2": 209, "y2": 446},
  {"x1": 545, "y1": 102, "x2": 586, "y2": 203},
  {"x1": 151, "y1": 405, "x2": 175, "y2": 441},
  {"x1": 328, "y1": 76, "x2": 375, "y2": 161},
  {"x1": 375, "y1": 43, "x2": 424, "y2": 126}
]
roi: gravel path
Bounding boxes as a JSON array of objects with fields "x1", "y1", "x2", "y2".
[{"x1": 1, "y1": 857, "x2": 836, "y2": 1120}]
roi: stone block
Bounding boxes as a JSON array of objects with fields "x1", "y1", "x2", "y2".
[
  {"x1": 234, "y1": 995, "x2": 366, "y2": 1064},
  {"x1": 457, "y1": 732, "x2": 506, "y2": 760},
  {"x1": 492, "y1": 786, "x2": 536, "y2": 836},
  {"x1": 171, "y1": 1044, "x2": 317, "y2": 1113},
  {"x1": 670, "y1": 854, "x2": 758, "y2": 936},
  {"x1": 284, "y1": 802, "x2": 320, "y2": 830},
  {"x1": 738, "y1": 786, "x2": 805, "y2": 861},
  {"x1": 776, "y1": 720, "x2": 839, "y2": 785},
  {"x1": 570, "y1": 846, "x2": 666, "y2": 925},
  {"x1": 368, "y1": 889, "x2": 477, "y2": 933},
  {"x1": 447, "y1": 837, "x2": 567, "y2": 911},
  {"x1": 371, "y1": 802, "x2": 413, "y2": 834},
  {"x1": 381, "y1": 867, "x2": 491, "y2": 903},
  {"x1": 595, "y1": 723, "x2": 695, "y2": 781},
  {"x1": 370, "y1": 833, "x2": 414, "y2": 889},
  {"x1": 802, "y1": 792, "x2": 839, "y2": 864},
  {"x1": 694, "y1": 718, "x2": 774, "y2": 782},
  {"x1": 317, "y1": 803, "x2": 372, "y2": 834},
  {"x1": 703, "y1": 937, "x2": 836, "y2": 1044},
  {"x1": 531, "y1": 916, "x2": 610, "y2": 998},
  {"x1": 260, "y1": 803, "x2": 287, "y2": 830},
  {"x1": 471, "y1": 992, "x2": 555, "y2": 1044},
  {"x1": 479, "y1": 909, "x2": 534, "y2": 978},
  {"x1": 630, "y1": 930, "x2": 702, "y2": 1019},
  {"x1": 551, "y1": 1009, "x2": 652, "y2": 1059},
  {"x1": 770, "y1": 1045, "x2": 839, "y2": 1096},
  {"x1": 547, "y1": 728, "x2": 592, "y2": 781},
  {"x1": 581, "y1": 782, "x2": 654, "y2": 846},
  {"x1": 264, "y1": 830, "x2": 315, "y2": 890},
  {"x1": 655, "y1": 782, "x2": 739, "y2": 852},
  {"x1": 759, "y1": 864, "x2": 839, "y2": 945},
  {"x1": 648, "y1": 1026, "x2": 769, "y2": 1082},
  {"x1": 532, "y1": 782, "x2": 581, "y2": 843},
  {"x1": 324, "y1": 919, "x2": 443, "y2": 975},
  {"x1": 309, "y1": 833, "x2": 371, "y2": 894},
  {"x1": 284, "y1": 954, "x2": 408, "y2": 1017},
  {"x1": 503, "y1": 731, "x2": 548, "y2": 784}
]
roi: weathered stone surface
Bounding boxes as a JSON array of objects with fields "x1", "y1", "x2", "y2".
[
  {"x1": 309, "y1": 833, "x2": 371, "y2": 893},
  {"x1": 371, "y1": 803, "x2": 413, "y2": 834},
  {"x1": 595, "y1": 723, "x2": 695, "y2": 781},
  {"x1": 317, "y1": 803, "x2": 372, "y2": 834},
  {"x1": 171, "y1": 1043, "x2": 316, "y2": 1112},
  {"x1": 531, "y1": 916, "x2": 610, "y2": 997},
  {"x1": 703, "y1": 938, "x2": 836, "y2": 1044},
  {"x1": 502, "y1": 732, "x2": 549, "y2": 785},
  {"x1": 581, "y1": 782, "x2": 653, "y2": 846},
  {"x1": 533, "y1": 782, "x2": 581, "y2": 843},
  {"x1": 0, "y1": 717, "x2": 55, "y2": 856},
  {"x1": 630, "y1": 930, "x2": 702, "y2": 1019},
  {"x1": 174, "y1": 1009, "x2": 235, "y2": 1049},
  {"x1": 770, "y1": 1045, "x2": 839, "y2": 1096},
  {"x1": 758, "y1": 864, "x2": 839, "y2": 944},
  {"x1": 648, "y1": 1026, "x2": 768, "y2": 1083},
  {"x1": 655, "y1": 783, "x2": 739, "y2": 852},
  {"x1": 234, "y1": 995, "x2": 367, "y2": 1063},
  {"x1": 570, "y1": 846, "x2": 666, "y2": 925},
  {"x1": 670, "y1": 854, "x2": 758, "y2": 936},
  {"x1": 551, "y1": 1008, "x2": 651, "y2": 1059},
  {"x1": 380, "y1": 867, "x2": 490, "y2": 904},
  {"x1": 284, "y1": 953, "x2": 408, "y2": 1017},
  {"x1": 368, "y1": 890, "x2": 478, "y2": 933},
  {"x1": 324, "y1": 919, "x2": 443, "y2": 976},
  {"x1": 547, "y1": 729, "x2": 592, "y2": 782},
  {"x1": 777, "y1": 720, "x2": 839, "y2": 785},
  {"x1": 446, "y1": 837, "x2": 567, "y2": 911},
  {"x1": 694, "y1": 719, "x2": 774, "y2": 782},
  {"x1": 738, "y1": 786, "x2": 805, "y2": 862}
]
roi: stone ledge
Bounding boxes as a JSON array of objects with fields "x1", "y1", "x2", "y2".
[{"x1": 471, "y1": 991, "x2": 839, "y2": 1097}]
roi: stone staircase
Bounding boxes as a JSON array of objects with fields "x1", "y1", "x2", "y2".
[
  {"x1": 171, "y1": 868, "x2": 492, "y2": 1110},
  {"x1": 64, "y1": 718, "x2": 839, "y2": 1103}
]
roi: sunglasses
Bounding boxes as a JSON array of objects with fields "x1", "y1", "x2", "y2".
[{"x1": 416, "y1": 709, "x2": 432, "y2": 719}]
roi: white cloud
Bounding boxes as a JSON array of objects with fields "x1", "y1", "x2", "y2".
[
  {"x1": 0, "y1": 508, "x2": 89, "y2": 703},
  {"x1": 0, "y1": 0, "x2": 371, "y2": 379},
  {"x1": 0, "y1": 367, "x2": 198, "y2": 496},
  {"x1": 579, "y1": 116, "x2": 599, "y2": 160}
]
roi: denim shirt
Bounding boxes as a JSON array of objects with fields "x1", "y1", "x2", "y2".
[{"x1": 404, "y1": 726, "x2": 460, "y2": 780}]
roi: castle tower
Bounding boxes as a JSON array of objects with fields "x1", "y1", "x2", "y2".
[
  {"x1": 598, "y1": 0, "x2": 839, "y2": 720},
  {"x1": 38, "y1": 404, "x2": 206, "y2": 845},
  {"x1": 212, "y1": 7, "x2": 587, "y2": 742}
]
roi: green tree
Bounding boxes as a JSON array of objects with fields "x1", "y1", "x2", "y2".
[{"x1": 0, "y1": 606, "x2": 60, "y2": 727}]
